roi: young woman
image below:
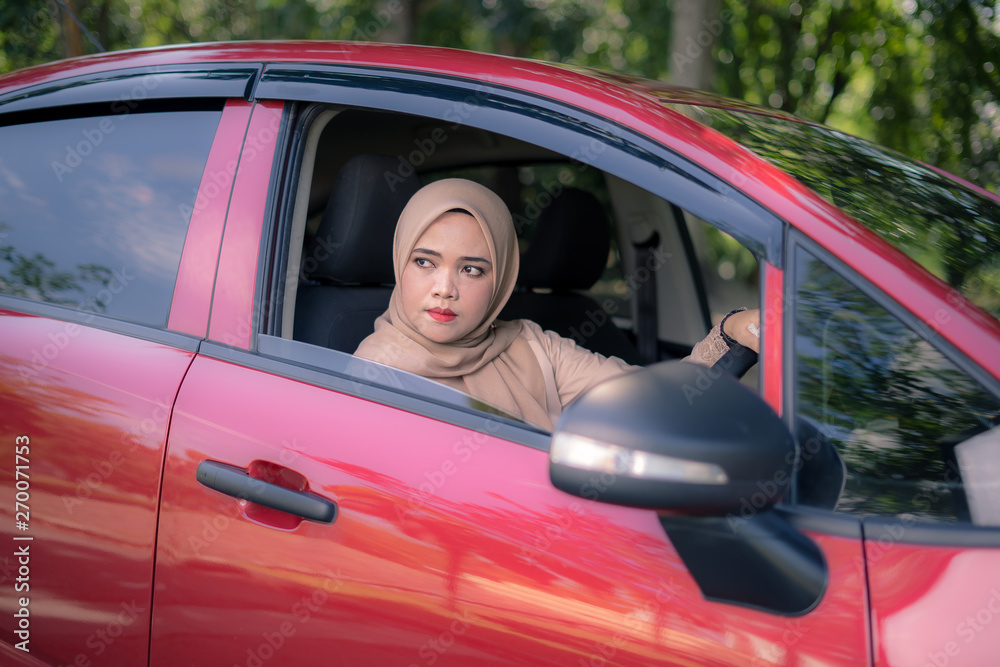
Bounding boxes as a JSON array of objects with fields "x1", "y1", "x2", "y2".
[{"x1": 354, "y1": 178, "x2": 760, "y2": 430}]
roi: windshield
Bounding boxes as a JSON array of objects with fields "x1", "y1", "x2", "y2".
[{"x1": 671, "y1": 104, "x2": 1000, "y2": 324}]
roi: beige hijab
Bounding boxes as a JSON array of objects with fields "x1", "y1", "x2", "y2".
[{"x1": 354, "y1": 178, "x2": 551, "y2": 427}]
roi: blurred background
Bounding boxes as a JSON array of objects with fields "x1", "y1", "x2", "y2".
[{"x1": 3, "y1": 0, "x2": 998, "y2": 196}]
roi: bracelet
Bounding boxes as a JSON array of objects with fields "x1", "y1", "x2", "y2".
[{"x1": 719, "y1": 307, "x2": 746, "y2": 349}]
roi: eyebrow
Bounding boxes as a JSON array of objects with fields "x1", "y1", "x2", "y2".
[{"x1": 412, "y1": 247, "x2": 491, "y2": 265}]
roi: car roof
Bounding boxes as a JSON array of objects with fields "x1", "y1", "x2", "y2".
[
  {"x1": 0, "y1": 40, "x2": 767, "y2": 109},
  {"x1": 0, "y1": 41, "x2": 798, "y2": 186},
  {"x1": 0, "y1": 40, "x2": 824, "y2": 234}
]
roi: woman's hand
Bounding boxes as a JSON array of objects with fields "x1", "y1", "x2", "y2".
[{"x1": 723, "y1": 308, "x2": 761, "y2": 353}]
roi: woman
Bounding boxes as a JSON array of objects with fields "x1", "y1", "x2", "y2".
[{"x1": 355, "y1": 178, "x2": 760, "y2": 430}]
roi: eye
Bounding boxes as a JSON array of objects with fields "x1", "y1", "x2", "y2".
[
  {"x1": 463, "y1": 265, "x2": 485, "y2": 277},
  {"x1": 414, "y1": 257, "x2": 433, "y2": 268}
]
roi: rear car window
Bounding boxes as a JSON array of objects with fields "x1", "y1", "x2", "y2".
[{"x1": 0, "y1": 106, "x2": 221, "y2": 327}]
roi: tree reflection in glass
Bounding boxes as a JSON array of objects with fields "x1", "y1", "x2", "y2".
[
  {"x1": 793, "y1": 248, "x2": 1000, "y2": 523},
  {"x1": 676, "y1": 105, "x2": 1000, "y2": 323},
  {"x1": 0, "y1": 222, "x2": 114, "y2": 310}
]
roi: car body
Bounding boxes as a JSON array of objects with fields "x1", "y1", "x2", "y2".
[{"x1": 1, "y1": 41, "x2": 999, "y2": 666}]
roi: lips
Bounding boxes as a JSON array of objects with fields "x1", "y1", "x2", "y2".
[{"x1": 428, "y1": 307, "x2": 457, "y2": 323}]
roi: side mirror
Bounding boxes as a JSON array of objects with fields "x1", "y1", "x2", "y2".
[
  {"x1": 549, "y1": 362, "x2": 827, "y2": 616},
  {"x1": 549, "y1": 361, "x2": 794, "y2": 516}
]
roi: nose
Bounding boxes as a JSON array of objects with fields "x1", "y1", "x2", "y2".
[{"x1": 432, "y1": 269, "x2": 457, "y2": 299}]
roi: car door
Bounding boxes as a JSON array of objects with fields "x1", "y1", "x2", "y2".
[
  {"x1": 785, "y1": 235, "x2": 1000, "y2": 667},
  {"x1": 0, "y1": 66, "x2": 254, "y2": 665},
  {"x1": 148, "y1": 64, "x2": 871, "y2": 665}
]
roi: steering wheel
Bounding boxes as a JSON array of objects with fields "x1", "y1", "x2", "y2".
[{"x1": 711, "y1": 342, "x2": 758, "y2": 380}]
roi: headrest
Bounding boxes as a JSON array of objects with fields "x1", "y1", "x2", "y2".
[
  {"x1": 518, "y1": 188, "x2": 611, "y2": 290},
  {"x1": 304, "y1": 154, "x2": 421, "y2": 284}
]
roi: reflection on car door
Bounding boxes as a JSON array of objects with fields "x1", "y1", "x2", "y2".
[
  {"x1": 151, "y1": 349, "x2": 873, "y2": 666},
  {"x1": 0, "y1": 319, "x2": 196, "y2": 666},
  {"x1": 0, "y1": 96, "x2": 239, "y2": 665}
]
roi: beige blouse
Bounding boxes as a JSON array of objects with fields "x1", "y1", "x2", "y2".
[{"x1": 520, "y1": 319, "x2": 730, "y2": 427}]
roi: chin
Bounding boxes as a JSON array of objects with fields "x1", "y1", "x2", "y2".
[{"x1": 420, "y1": 326, "x2": 460, "y2": 344}]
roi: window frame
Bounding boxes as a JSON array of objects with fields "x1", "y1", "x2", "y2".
[
  {"x1": 0, "y1": 64, "x2": 260, "y2": 112},
  {"x1": 0, "y1": 294, "x2": 202, "y2": 352},
  {"x1": 253, "y1": 64, "x2": 783, "y2": 263},
  {"x1": 0, "y1": 66, "x2": 261, "y2": 343},
  {"x1": 202, "y1": 337, "x2": 551, "y2": 449}
]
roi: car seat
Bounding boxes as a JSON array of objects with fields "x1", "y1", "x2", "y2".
[
  {"x1": 500, "y1": 188, "x2": 642, "y2": 365},
  {"x1": 294, "y1": 154, "x2": 421, "y2": 352}
]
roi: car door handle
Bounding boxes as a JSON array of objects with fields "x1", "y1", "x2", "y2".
[{"x1": 196, "y1": 460, "x2": 338, "y2": 524}]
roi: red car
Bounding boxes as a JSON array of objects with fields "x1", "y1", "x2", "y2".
[{"x1": 2, "y1": 41, "x2": 999, "y2": 667}]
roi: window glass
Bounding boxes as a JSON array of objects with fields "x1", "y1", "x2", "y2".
[
  {"x1": 677, "y1": 104, "x2": 1000, "y2": 325},
  {"x1": 793, "y1": 247, "x2": 1000, "y2": 524},
  {"x1": 687, "y1": 217, "x2": 758, "y2": 321},
  {"x1": 0, "y1": 108, "x2": 221, "y2": 327}
]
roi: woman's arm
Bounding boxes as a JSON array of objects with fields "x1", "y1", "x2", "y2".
[
  {"x1": 521, "y1": 320, "x2": 636, "y2": 410},
  {"x1": 523, "y1": 307, "x2": 761, "y2": 410}
]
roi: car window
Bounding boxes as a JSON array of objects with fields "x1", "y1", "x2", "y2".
[
  {"x1": 687, "y1": 217, "x2": 758, "y2": 320},
  {"x1": 270, "y1": 100, "x2": 764, "y2": 429},
  {"x1": 675, "y1": 104, "x2": 1000, "y2": 326},
  {"x1": 0, "y1": 105, "x2": 222, "y2": 327},
  {"x1": 792, "y1": 245, "x2": 1000, "y2": 524}
]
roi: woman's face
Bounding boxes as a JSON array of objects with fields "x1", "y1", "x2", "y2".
[{"x1": 400, "y1": 211, "x2": 494, "y2": 344}]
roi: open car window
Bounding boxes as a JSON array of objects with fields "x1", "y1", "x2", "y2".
[{"x1": 265, "y1": 101, "x2": 762, "y2": 425}]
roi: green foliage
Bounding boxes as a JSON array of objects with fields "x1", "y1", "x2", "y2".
[
  {"x1": 717, "y1": 0, "x2": 1000, "y2": 193},
  {"x1": 0, "y1": 1, "x2": 63, "y2": 71},
  {"x1": 1, "y1": 0, "x2": 997, "y2": 193},
  {"x1": 702, "y1": 226, "x2": 759, "y2": 284},
  {"x1": 689, "y1": 104, "x2": 1000, "y2": 321}
]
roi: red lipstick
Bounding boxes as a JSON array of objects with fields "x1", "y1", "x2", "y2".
[{"x1": 428, "y1": 307, "x2": 456, "y2": 323}]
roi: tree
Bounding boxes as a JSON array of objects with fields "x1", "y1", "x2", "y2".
[
  {"x1": 668, "y1": 0, "x2": 721, "y2": 90},
  {"x1": 714, "y1": 0, "x2": 1000, "y2": 191}
]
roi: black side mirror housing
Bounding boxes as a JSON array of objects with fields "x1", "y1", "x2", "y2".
[
  {"x1": 549, "y1": 361, "x2": 795, "y2": 515},
  {"x1": 549, "y1": 361, "x2": 828, "y2": 616}
]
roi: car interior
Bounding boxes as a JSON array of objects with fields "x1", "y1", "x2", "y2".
[{"x1": 277, "y1": 104, "x2": 761, "y2": 376}]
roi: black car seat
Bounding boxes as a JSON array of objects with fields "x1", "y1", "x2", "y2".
[
  {"x1": 500, "y1": 188, "x2": 642, "y2": 365},
  {"x1": 294, "y1": 154, "x2": 421, "y2": 352}
]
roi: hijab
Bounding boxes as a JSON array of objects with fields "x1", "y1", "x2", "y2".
[{"x1": 354, "y1": 178, "x2": 551, "y2": 427}]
